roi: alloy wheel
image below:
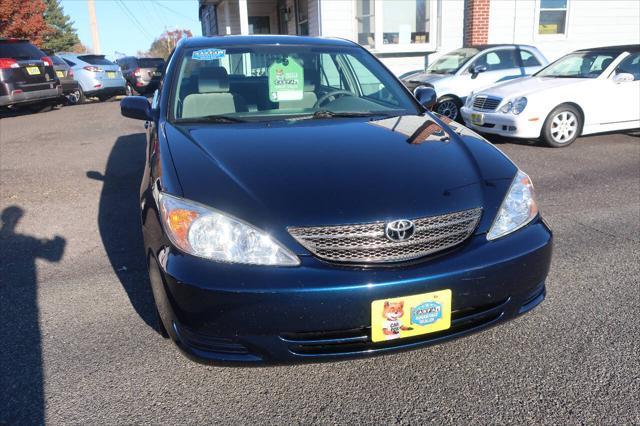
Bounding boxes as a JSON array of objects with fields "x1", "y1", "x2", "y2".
[
  {"x1": 436, "y1": 100, "x2": 459, "y2": 120},
  {"x1": 550, "y1": 111, "x2": 578, "y2": 144}
]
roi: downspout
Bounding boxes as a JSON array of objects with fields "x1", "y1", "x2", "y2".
[{"x1": 317, "y1": 0, "x2": 323, "y2": 36}]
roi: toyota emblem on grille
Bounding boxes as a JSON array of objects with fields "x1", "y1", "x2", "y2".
[{"x1": 385, "y1": 219, "x2": 415, "y2": 242}]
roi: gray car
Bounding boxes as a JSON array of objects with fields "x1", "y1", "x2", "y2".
[
  {"x1": 56, "y1": 53, "x2": 126, "y2": 103},
  {"x1": 401, "y1": 44, "x2": 548, "y2": 121}
]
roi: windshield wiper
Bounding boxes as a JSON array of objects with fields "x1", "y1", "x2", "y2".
[
  {"x1": 294, "y1": 110, "x2": 398, "y2": 120},
  {"x1": 175, "y1": 114, "x2": 246, "y2": 124}
]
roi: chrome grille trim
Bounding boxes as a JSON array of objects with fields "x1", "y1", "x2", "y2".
[
  {"x1": 288, "y1": 208, "x2": 482, "y2": 264},
  {"x1": 472, "y1": 95, "x2": 502, "y2": 112}
]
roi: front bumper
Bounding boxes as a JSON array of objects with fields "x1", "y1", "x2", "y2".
[
  {"x1": 461, "y1": 106, "x2": 543, "y2": 139},
  {"x1": 0, "y1": 86, "x2": 62, "y2": 107},
  {"x1": 150, "y1": 218, "x2": 552, "y2": 364}
]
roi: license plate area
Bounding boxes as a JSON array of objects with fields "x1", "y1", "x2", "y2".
[
  {"x1": 470, "y1": 112, "x2": 484, "y2": 126},
  {"x1": 371, "y1": 289, "x2": 452, "y2": 343},
  {"x1": 106, "y1": 71, "x2": 116, "y2": 79},
  {"x1": 25, "y1": 66, "x2": 41, "y2": 76},
  {"x1": 55, "y1": 70, "x2": 64, "y2": 78}
]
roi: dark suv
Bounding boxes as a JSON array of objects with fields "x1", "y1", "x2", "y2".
[
  {"x1": 117, "y1": 56, "x2": 164, "y2": 95},
  {"x1": 0, "y1": 38, "x2": 62, "y2": 110}
]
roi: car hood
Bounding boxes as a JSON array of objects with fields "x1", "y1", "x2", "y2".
[
  {"x1": 477, "y1": 76, "x2": 588, "y2": 99},
  {"x1": 402, "y1": 72, "x2": 450, "y2": 86},
  {"x1": 165, "y1": 114, "x2": 516, "y2": 249}
]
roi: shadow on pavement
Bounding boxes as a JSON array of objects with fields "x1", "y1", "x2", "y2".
[
  {"x1": 86, "y1": 133, "x2": 157, "y2": 332},
  {"x1": 0, "y1": 206, "x2": 66, "y2": 424}
]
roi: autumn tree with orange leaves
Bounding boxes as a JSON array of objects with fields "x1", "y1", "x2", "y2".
[{"x1": 0, "y1": 0, "x2": 50, "y2": 46}]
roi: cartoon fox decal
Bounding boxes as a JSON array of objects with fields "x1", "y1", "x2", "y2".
[{"x1": 381, "y1": 301, "x2": 413, "y2": 340}]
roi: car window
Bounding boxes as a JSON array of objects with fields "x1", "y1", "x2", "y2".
[
  {"x1": 344, "y1": 55, "x2": 398, "y2": 105},
  {"x1": 320, "y1": 53, "x2": 343, "y2": 89},
  {"x1": 138, "y1": 58, "x2": 164, "y2": 68},
  {"x1": 537, "y1": 51, "x2": 617, "y2": 78},
  {"x1": 0, "y1": 41, "x2": 44, "y2": 59},
  {"x1": 172, "y1": 45, "x2": 417, "y2": 121},
  {"x1": 520, "y1": 50, "x2": 541, "y2": 67},
  {"x1": 50, "y1": 55, "x2": 67, "y2": 66},
  {"x1": 474, "y1": 49, "x2": 518, "y2": 71},
  {"x1": 614, "y1": 53, "x2": 640, "y2": 80},
  {"x1": 427, "y1": 48, "x2": 479, "y2": 74},
  {"x1": 78, "y1": 55, "x2": 114, "y2": 65}
]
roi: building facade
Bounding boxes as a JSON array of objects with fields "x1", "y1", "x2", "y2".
[{"x1": 198, "y1": 0, "x2": 640, "y2": 75}]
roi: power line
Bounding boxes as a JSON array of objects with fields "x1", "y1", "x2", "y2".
[
  {"x1": 116, "y1": 0, "x2": 154, "y2": 40},
  {"x1": 152, "y1": 0, "x2": 200, "y2": 23}
]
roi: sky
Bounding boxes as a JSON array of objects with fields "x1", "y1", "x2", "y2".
[{"x1": 60, "y1": 0, "x2": 202, "y2": 58}]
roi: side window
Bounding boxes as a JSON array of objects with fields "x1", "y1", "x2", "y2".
[
  {"x1": 63, "y1": 58, "x2": 75, "y2": 67},
  {"x1": 520, "y1": 50, "x2": 541, "y2": 67},
  {"x1": 473, "y1": 50, "x2": 518, "y2": 71},
  {"x1": 319, "y1": 54, "x2": 342, "y2": 89},
  {"x1": 614, "y1": 53, "x2": 640, "y2": 80},
  {"x1": 344, "y1": 54, "x2": 398, "y2": 106}
]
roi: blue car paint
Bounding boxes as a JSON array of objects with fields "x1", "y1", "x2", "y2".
[{"x1": 130, "y1": 36, "x2": 552, "y2": 364}]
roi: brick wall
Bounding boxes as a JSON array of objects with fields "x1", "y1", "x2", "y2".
[{"x1": 464, "y1": 0, "x2": 490, "y2": 46}]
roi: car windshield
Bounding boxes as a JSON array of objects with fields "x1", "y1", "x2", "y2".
[
  {"x1": 426, "y1": 48, "x2": 479, "y2": 74},
  {"x1": 138, "y1": 58, "x2": 164, "y2": 68},
  {"x1": 171, "y1": 44, "x2": 418, "y2": 123},
  {"x1": 536, "y1": 51, "x2": 618, "y2": 78}
]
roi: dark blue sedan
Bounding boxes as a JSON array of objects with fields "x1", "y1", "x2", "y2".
[{"x1": 120, "y1": 36, "x2": 552, "y2": 364}]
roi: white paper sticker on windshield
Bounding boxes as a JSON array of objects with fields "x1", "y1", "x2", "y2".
[{"x1": 192, "y1": 49, "x2": 226, "y2": 61}]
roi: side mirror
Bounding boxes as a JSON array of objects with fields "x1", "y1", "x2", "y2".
[
  {"x1": 121, "y1": 96, "x2": 152, "y2": 120},
  {"x1": 471, "y1": 64, "x2": 487, "y2": 75},
  {"x1": 414, "y1": 86, "x2": 437, "y2": 109},
  {"x1": 613, "y1": 72, "x2": 635, "y2": 83}
]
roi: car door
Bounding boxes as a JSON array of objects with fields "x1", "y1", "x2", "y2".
[
  {"x1": 604, "y1": 53, "x2": 640, "y2": 125},
  {"x1": 456, "y1": 48, "x2": 522, "y2": 94}
]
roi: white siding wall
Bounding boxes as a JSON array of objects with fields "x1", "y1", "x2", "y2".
[
  {"x1": 320, "y1": 0, "x2": 356, "y2": 40},
  {"x1": 217, "y1": 0, "x2": 242, "y2": 35},
  {"x1": 309, "y1": 0, "x2": 320, "y2": 36},
  {"x1": 488, "y1": 0, "x2": 640, "y2": 61}
]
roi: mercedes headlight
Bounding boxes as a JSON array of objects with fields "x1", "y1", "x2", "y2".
[
  {"x1": 157, "y1": 191, "x2": 300, "y2": 266},
  {"x1": 512, "y1": 97, "x2": 527, "y2": 115},
  {"x1": 487, "y1": 170, "x2": 538, "y2": 240},
  {"x1": 500, "y1": 101, "x2": 512, "y2": 113}
]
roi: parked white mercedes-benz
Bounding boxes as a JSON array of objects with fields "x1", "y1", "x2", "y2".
[{"x1": 460, "y1": 45, "x2": 640, "y2": 147}]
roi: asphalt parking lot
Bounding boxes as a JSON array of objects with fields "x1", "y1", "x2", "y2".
[{"x1": 1, "y1": 102, "x2": 638, "y2": 424}]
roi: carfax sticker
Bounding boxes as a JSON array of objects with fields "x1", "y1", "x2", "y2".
[
  {"x1": 268, "y1": 58, "x2": 304, "y2": 102},
  {"x1": 192, "y1": 48, "x2": 226, "y2": 60}
]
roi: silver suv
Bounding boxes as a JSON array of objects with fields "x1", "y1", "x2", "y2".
[{"x1": 56, "y1": 53, "x2": 126, "y2": 103}]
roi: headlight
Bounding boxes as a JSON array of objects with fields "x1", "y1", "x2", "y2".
[
  {"x1": 465, "y1": 94, "x2": 474, "y2": 107},
  {"x1": 157, "y1": 191, "x2": 300, "y2": 266},
  {"x1": 487, "y1": 170, "x2": 538, "y2": 240},
  {"x1": 512, "y1": 97, "x2": 527, "y2": 115},
  {"x1": 500, "y1": 101, "x2": 513, "y2": 113}
]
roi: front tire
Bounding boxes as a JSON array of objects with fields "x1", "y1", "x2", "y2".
[
  {"x1": 434, "y1": 96, "x2": 463, "y2": 122},
  {"x1": 541, "y1": 105, "x2": 582, "y2": 148}
]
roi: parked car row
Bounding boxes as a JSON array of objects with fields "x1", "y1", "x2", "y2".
[
  {"x1": 0, "y1": 37, "x2": 164, "y2": 113},
  {"x1": 403, "y1": 43, "x2": 640, "y2": 147}
]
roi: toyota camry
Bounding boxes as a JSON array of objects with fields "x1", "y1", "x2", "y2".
[{"x1": 120, "y1": 36, "x2": 552, "y2": 364}]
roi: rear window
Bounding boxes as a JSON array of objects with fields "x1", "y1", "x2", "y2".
[
  {"x1": 138, "y1": 58, "x2": 164, "y2": 68},
  {"x1": 0, "y1": 41, "x2": 44, "y2": 59},
  {"x1": 51, "y1": 55, "x2": 67, "y2": 66},
  {"x1": 78, "y1": 55, "x2": 114, "y2": 65}
]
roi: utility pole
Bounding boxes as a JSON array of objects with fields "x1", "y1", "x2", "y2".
[{"x1": 87, "y1": 0, "x2": 101, "y2": 54}]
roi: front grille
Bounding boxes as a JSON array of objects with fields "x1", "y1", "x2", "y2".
[
  {"x1": 472, "y1": 95, "x2": 501, "y2": 111},
  {"x1": 281, "y1": 297, "x2": 509, "y2": 356},
  {"x1": 288, "y1": 208, "x2": 482, "y2": 264}
]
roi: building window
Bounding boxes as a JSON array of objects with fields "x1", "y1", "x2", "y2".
[
  {"x1": 249, "y1": 16, "x2": 271, "y2": 34},
  {"x1": 538, "y1": 0, "x2": 568, "y2": 35},
  {"x1": 296, "y1": 0, "x2": 309, "y2": 35},
  {"x1": 356, "y1": 0, "x2": 375, "y2": 47},
  {"x1": 381, "y1": 0, "x2": 429, "y2": 45}
]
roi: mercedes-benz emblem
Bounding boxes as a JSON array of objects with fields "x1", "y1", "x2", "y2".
[{"x1": 385, "y1": 219, "x2": 415, "y2": 242}]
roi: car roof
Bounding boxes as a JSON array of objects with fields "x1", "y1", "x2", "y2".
[
  {"x1": 181, "y1": 35, "x2": 357, "y2": 48},
  {"x1": 469, "y1": 44, "x2": 538, "y2": 51},
  {"x1": 575, "y1": 44, "x2": 640, "y2": 54}
]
